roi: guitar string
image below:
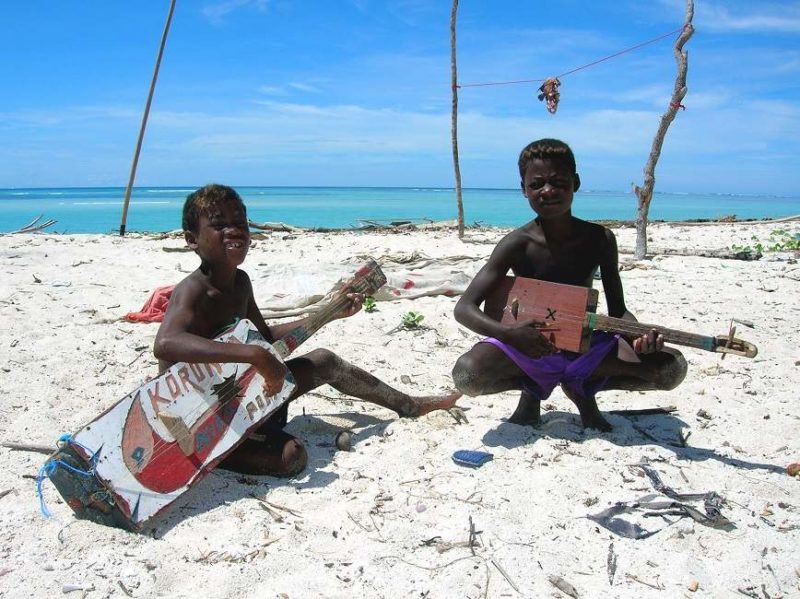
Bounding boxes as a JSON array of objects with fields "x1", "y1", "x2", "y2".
[
  {"x1": 96, "y1": 271, "x2": 382, "y2": 471},
  {"x1": 498, "y1": 304, "x2": 723, "y2": 349}
]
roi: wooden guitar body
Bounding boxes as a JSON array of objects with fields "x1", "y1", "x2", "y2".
[{"x1": 483, "y1": 277, "x2": 598, "y2": 353}]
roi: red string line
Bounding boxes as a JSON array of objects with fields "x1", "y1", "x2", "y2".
[{"x1": 457, "y1": 25, "x2": 686, "y2": 89}]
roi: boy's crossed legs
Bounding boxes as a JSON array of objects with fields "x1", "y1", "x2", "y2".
[
  {"x1": 221, "y1": 348, "x2": 461, "y2": 476},
  {"x1": 452, "y1": 340, "x2": 687, "y2": 431}
]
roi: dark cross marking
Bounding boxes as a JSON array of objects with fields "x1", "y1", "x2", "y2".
[{"x1": 546, "y1": 307, "x2": 557, "y2": 321}]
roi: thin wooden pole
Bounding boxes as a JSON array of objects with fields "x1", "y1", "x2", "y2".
[
  {"x1": 450, "y1": 0, "x2": 465, "y2": 239},
  {"x1": 119, "y1": 0, "x2": 177, "y2": 236}
]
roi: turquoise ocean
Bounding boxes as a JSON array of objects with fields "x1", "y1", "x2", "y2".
[{"x1": 1, "y1": 186, "x2": 799, "y2": 234}]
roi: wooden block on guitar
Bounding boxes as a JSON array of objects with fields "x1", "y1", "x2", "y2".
[{"x1": 483, "y1": 276, "x2": 598, "y2": 353}]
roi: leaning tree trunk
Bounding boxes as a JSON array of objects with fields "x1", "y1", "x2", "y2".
[
  {"x1": 632, "y1": 0, "x2": 694, "y2": 259},
  {"x1": 450, "y1": 0, "x2": 465, "y2": 238}
]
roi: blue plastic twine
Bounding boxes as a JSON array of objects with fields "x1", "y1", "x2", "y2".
[{"x1": 36, "y1": 434, "x2": 100, "y2": 518}]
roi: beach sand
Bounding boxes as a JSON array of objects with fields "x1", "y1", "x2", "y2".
[{"x1": 0, "y1": 221, "x2": 798, "y2": 598}]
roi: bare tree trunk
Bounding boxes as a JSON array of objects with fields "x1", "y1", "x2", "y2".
[
  {"x1": 632, "y1": 0, "x2": 694, "y2": 258},
  {"x1": 450, "y1": 0, "x2": 465, "y2": 238}
]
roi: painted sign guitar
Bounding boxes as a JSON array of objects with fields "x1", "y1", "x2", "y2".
[{"x1": 43, "y1": 260, "x2": 387, "y2": 531}]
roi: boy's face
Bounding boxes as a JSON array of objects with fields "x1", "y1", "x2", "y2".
[
  {"x1": 521, "y1": 158, "x2": 579, "y2": 220},
  {"x1": 185, "y1": 200, "x2": 250, "y2": 268}
]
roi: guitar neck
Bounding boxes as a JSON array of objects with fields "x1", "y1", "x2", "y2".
[
  {"x1": 588, "y1": 313, "x2": 717, "y2": 353},
  {"x1": 270, "y1": 260, "x2": 387, "y2": 359}
]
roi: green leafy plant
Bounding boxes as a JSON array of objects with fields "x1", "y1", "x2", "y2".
[
  {"x1": 363, "y1": 296, "x2": 377, "y2": 313},
  {"x1": 729, "y1": 228, "x2": 799, "y2": 254},
  {"x1": 401, "y1": 311, "x2": 425, "y2": 329}
]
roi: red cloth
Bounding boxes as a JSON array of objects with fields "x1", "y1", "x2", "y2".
[{"x1": 124, "y1": 285, "x2": 175, "y2": 323}]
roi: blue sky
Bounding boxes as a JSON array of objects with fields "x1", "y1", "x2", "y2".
[{"x1": 1, "y1": 1, "x2": 798, "y2": 194}]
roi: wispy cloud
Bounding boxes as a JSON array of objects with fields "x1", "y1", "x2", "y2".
[
  {"x1": 202, "y1": 0, "x2": 270, "y2": 23},
  {"x1": 288, "y1": 82, "x2": 320, "y2": 93},
  {"x1": 696, "y1": 1, "x2": 800, "y2": 33}
]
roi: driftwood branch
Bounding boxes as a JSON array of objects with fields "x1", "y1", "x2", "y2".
[
  {"x1": 6, "y1": 215, "x2": 57, "y2": 234},
  {"x1": 632, "y1": 1, "x2": 694, "y2": 260},
  {"x1": 2, "y1": 442, "x2": 54, "y2": 455}
]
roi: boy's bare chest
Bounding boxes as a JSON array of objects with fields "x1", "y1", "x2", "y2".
[
  {"x1": 512, "y1": 240, "x2": 600, "y2": 287},
  {"x1": 191, "y1": 290, "x2": 249, "y2": 338}
]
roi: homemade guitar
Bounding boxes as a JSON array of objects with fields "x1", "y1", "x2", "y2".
[
  {"x1": 483, "y1": 276, "x2": 757, "y2": 358},
  {"x1": 43, "y1": 260, "x2": 387, "y2": 531}
]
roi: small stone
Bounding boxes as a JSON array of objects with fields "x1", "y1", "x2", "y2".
[
  {"x1": 688, "y1": 580, "x2": 699, "y2": 592},
  {"x1": 786, "y1": 463, "x2": 800, "y2": 477},
  {"x1": 335, "y1": 431, "x2": 352, "y2": 452}
]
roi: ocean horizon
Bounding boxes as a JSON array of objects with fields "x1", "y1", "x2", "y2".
[{"x1": 1, "y1": 186, "x2": 799, "y2": 234}]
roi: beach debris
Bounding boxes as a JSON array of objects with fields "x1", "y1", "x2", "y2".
[
  {"x1": 588, "y1": 463, "x2": 732, "y2": 538},
  {"x1": 786, "y1": 463, "x2": 800, "y2": 477},
  {"x1": 688, "y1": 579, "x2": 700, "y2": 592},
  {"x1": 493, "y1": 559, "x2": 521, "y2": 593},
  {"x1": 62, "y1": 583, "x2": 95, "y2": 594},
  {"x1": 608, "y1": 405, "x2": 677, "y2": 417},
  {"x1": 32, "y1": 274, "x2": 42, "y2": 283},
  {"x1": 117, "y1": 580, "x2": 134, "y2": 597},
  {"x1": 696, "y1": 408, "x2": 713, "y2": 420},
  {"x1": 606, "y1": 542, "x2": 617, "y2": 585},
  {"x1": 2, "y1": 442, "x2": 54, "y2": 455},
  {"x1": 537, "y1": 77, "x2": 562, "y2": 114},
  {"x1": 335, "y1": 431, "x2": 353, "y2": 452},
  {"x1": 548, "y1": 574, "x2": 578, "y2": 598},
  {"x1": 467, "y1": 515, "x2": 481, "y2": 555},
  {"x1": 7, "y1": 214, "x2": 57, "y2": 234},
  {"x1": 626, "y1": 574, "x2": 664, "y2": 590},
  {"x1": 452, "y1": 450, "x2": 493, "y2": 468},
  {"x1": 448, "y1": 406, "x2": 469, "y2": 424}
]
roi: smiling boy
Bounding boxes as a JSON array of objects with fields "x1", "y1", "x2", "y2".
[
  {"x1": 154, "y1": 184, "x2": 459, "y2": 476},
  {"x1": 451, "y1": 139, "x2": 686, "y2": 431}
]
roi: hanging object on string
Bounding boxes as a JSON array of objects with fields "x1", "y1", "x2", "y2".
[{"x1": 537, "y1": 77, "x2": 561, "y2": 114}]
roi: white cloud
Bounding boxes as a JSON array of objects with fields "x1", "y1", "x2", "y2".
[
  {"x1": 288, "y1": 82, "x2": 320, "y2": 93},
  {"x1": 202, "y1": 0, "x2": 270, "y2": 23},
  {"x1": 696, "y1": 1, "x2": 800, "y2": 33}
]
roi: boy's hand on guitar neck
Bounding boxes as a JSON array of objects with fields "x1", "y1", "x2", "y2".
[
  {"x1": 501, "y1": 319, "x2": 557, "y2": 358},
  {"x1": 334, "y1": 293, "x2": 365, "y2": 320},
  {"x1": 631, "y1": 328, "x2": 664, "y2": 354}
]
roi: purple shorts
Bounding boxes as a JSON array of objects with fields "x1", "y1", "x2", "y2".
[{"x1": 481, "y1": 331, "x2": 619, "y2": 400}]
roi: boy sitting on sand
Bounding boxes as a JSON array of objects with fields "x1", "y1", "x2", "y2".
[
  {"x1": 155, "y1": 184, "x2": 459, "y2": 476},
  {"x1": 451, "y1": 138, "x2": 686, "y2": 431}
]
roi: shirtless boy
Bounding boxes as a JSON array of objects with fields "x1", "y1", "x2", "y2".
[
  {"x1": 451, "y1": 139, "x2": 686, "y2": 431},
  {"x1": 155, "y1": 184, "x2": 458, "y2": 476}
]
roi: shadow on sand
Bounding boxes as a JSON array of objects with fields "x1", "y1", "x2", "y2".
[
  {"x1": 151, "y1": 411, "x2": 393, "y2": 535},
  {"x1": 481, "y1": 408, "x2": 785, "y2": 474}
]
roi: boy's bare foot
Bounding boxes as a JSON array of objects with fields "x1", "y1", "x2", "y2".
[
  {"x1": 406, "y1": 391, "x2": 463, "y2": 417},
  {"x1": 508, "y1": 390, "x2": 541, "y2": 426},
  {"x1": 562, "y1": 386, "x2": 611, "y2": 431},
  {"x1": 219, "y1": 430, "x2": 308, "y2": 477}
]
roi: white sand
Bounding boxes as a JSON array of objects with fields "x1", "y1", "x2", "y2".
[{"x1": 0, "y1": 221, "x2": 798, "y2": 598}]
